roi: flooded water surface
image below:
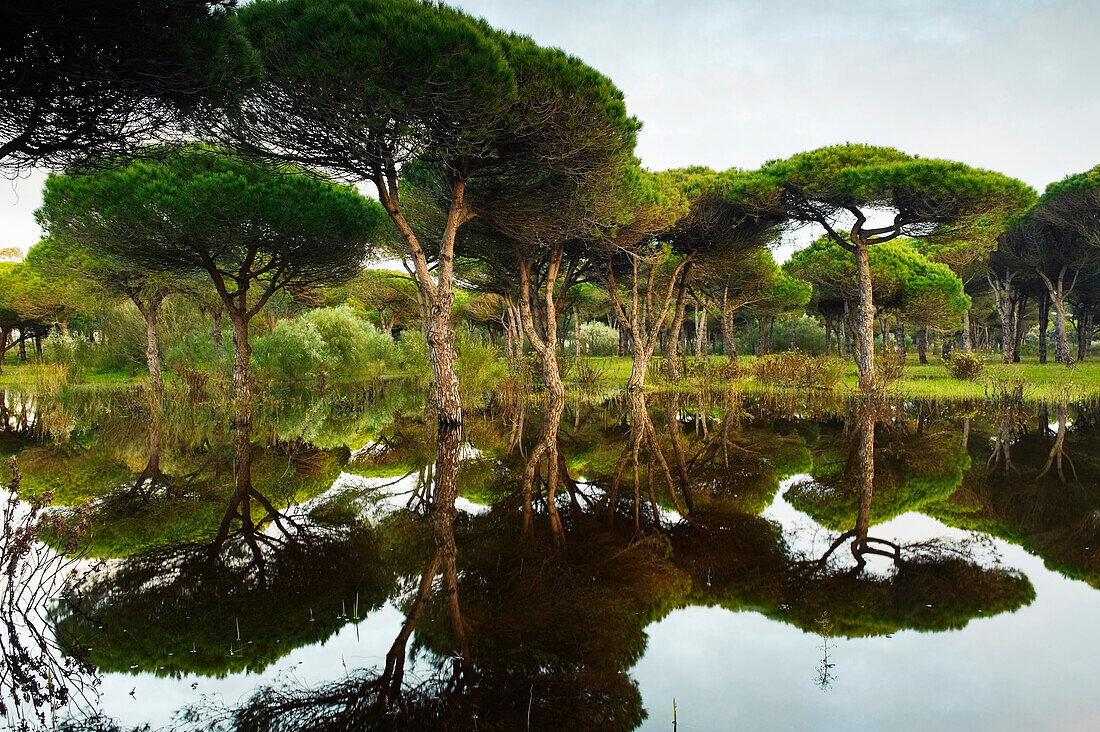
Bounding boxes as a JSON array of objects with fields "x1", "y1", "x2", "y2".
[{"x1": 2, "y1": 385, "x2": 1100, "y2": 730}]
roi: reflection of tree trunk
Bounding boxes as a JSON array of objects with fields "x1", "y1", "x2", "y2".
[
  {"x1": 521, "y1": 396, "x2": 567, "y2": 553},
  {"x1": 851, "y1": 406, "x2": 875, "y2": 560},
  {"x1": 1037, "y1": 402, "x2": 1077, "y2": 483},
  {"x1": 378, "y1": 548, "x2": 442, "y2": 710},
  {"x1": 603, "y1": 393, "x2": 690, "y2": 531},
  {"x1": 987, "y1": 409, "x2": 1019, "y2": 477},
  {"x1": 433, "y1": 424, "x2": 469, "y2": 669}
]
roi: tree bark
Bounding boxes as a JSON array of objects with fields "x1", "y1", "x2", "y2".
[
  {"x1": 916, "y1": 327, "x2": 928, "y2": 364},
  {"x1": 721, "y1": 286, "x2": 738, "y2": 360},
  {"x1": 1036, "y1": 267, "x2": 1076, "y2": 368},
  {"x1": 1038, "y1": 292, "x2": 1050, "y2": 364},
  {"x1": 212, "y1": 310, "x2": 224, "y2": 354},
  {"x1": 961, "y1": 308, "x2": 972, "y2": 353},
  {"x1": 894, "y1": 319, "x2": 906, "y2": 365},
  {"x1": 573, "y1": 303, "x2": 583, "y2": 363},
  {"x1": 852, "y1": 245, "x2": 877, "y2": 391},
  {"x1": 134, "y1": 296, "x2": 165, "y2": 396},
  {"x1": 230, "y1": 312, "x2": 253, "y2": 409},
  {"x1": 988, "y1": 269, "x2": 1016, "y2": 365},
  {"x1": 665, "y1": 271, "x2": 691, "y2": 381},
  {"x1": 1012, "y1": 294, "x2": 1027, "y2": 363}
]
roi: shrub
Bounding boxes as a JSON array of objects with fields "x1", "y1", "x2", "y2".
[
  {"x1": 579, "y1": 321, "x2": 619, "y2": 357},
  {"x1": 943, "y1": 352, "x2": 985, "y2": 381},
  {"x1": 753, "y1": 353, "x2": 848, "y2": 390},
  {"x1": 456, "y1": 331, "x2": 508, "y2": 408},
  {"x1": 875, "y1": 354, "x2": 905, "y2": 387},
  {"x1": 252, "y1": 317, "x2": 326, "y2": 382}
]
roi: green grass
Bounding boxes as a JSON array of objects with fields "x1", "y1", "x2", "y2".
[{"x1": 566, "y1": 353, "x2": 1100, "y2": 401}]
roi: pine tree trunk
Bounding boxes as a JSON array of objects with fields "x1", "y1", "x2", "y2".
[
  {"x1": 853, "y1": 244, "x2": 877, "y2": 391},
  {"x1": 230, "y1": 313, "x2": 253, "y2": 408},
  {"x1": 136, "y1": 297, "x2": 164, "y2": 396},
  {"x1": 895, "y1": 319, "x2": 906, "y2": 365},
  {"x1": 212, "y1": 310, "x2": 224, "y2": 354},
  {"x1": 1012, "y1": 295, "x2": 1026, "y2": 363},
  {"x1": 574, "y1": 304, "x2": 582, "y2": 363},
  {"x1": 1038, "y1": 293, "x2": 1050, "y2": 364},
  {"x1": 17, "y1": 333, "x2": 26, "y2": 362},
  {"x1": 916, "y1": 328, "x2": 928, "y2": 364},
  {"x1": 961, "y1": 308, "x2": 972, "y2": 353}
]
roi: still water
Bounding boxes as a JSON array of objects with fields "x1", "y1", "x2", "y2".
[{"x1": 2, "y1": 385, "x2": 1099, "y2": 730}]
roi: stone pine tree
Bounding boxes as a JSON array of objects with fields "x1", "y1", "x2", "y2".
[
  {"x1": 229, "y1": 0, "x2": 637, "y2": 424},
  {"x1": 758, "y1": 144, "x2": 1034, "y2": 391},
  {"x1": 34, "y1": 145, "x2": 387, "y2": 407},
  {"x1": 2, "y1": 0, "x2": 257, "y2": 171},
  {"x1": 24, "y1": 234, "x2": 192, "y2": 395}
]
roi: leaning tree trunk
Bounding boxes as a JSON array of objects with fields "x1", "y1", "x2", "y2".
[{"x1": 852, "y1": 244, "x2": 877, "y2": 391}]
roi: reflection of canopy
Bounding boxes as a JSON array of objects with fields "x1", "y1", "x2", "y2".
[
  {"x1": 786, "y1": 420, "x2": 969, "y2": 530},
  {"x1": 55, "y1": 524, "x2": 392, "y2": 677}
]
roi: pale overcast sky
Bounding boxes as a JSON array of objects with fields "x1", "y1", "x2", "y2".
[{"x1": 4, "y1": 0, "x2": 1098, "y2": 259}]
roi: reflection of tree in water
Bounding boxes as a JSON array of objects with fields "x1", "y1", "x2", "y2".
[
  {"x1": 54, "y1": 399, "x2": 388, "y2": 680},
  {"x1": 1, "y1": 458, "x2": 99, "y2": 729},
  {"x1": 929, "y1": 399, "x2": 1100, "y2": 589}
]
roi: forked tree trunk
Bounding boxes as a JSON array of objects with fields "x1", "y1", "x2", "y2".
[
  {"x1": 988, "y1": 269, "x2": 1016, "y2": 365},
  {"x1": 1036, "y1": 267, "x2": 1076, "y2": 368}
]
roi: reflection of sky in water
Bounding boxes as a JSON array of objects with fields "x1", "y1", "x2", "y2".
[
  {"x1": 94, "y1": 603, "x2": 423, "y2": 730},
  {"x1": 635, "y1": 478, "x2": 1100, "y2": 732}
]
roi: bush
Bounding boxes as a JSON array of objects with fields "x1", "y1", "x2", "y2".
[
  {"x1": 303, "y1": 305, "x2": 399, "y2": 379},
  {"x1": 252, "y1": 317, "x2": 326, "y2": 382},
  {"x1": 456, "y1": 332, "x2": 508, "y2": 408},
  {"x1": 40, "y1": 328, "x2": 88, "y2": 375},
  {"x1": 753, "y1": 353, "x2": 848, "y2": 390},
  {"x1": 875, "y1": 353, "x2": 905, "y2": 387},
  {"x1": 943, "y1": 352, "x2": 985, "y2": 381},
  {"x1": 579, "y1": 321, "x2": 619, "y2": 357}
]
